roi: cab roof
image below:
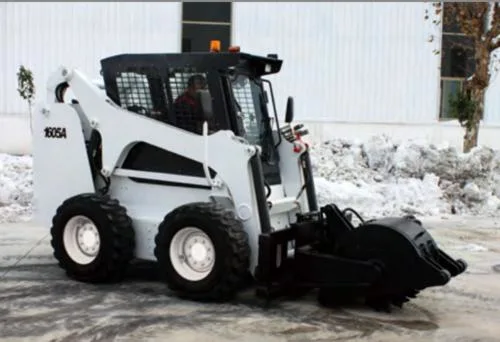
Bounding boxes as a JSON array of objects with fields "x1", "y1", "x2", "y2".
[{"x1": 100, "y1": 51, "x2": 283, "y2": 77}]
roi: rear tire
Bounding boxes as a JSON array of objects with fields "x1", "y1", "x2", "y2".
[
  {"x1": 50, "y1": 193, "x2": 135, "y2": 283},
  {"x1": 154, "y1": 202, "x2": 250, "y2": 301}
]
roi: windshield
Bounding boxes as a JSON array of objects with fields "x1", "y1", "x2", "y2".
[
  {"x1": 229, "y1": 73, "x2": 278, "y2": 166},
  {"x1": 229, "y1": 74, "x2": 265, "y2": 145},
  {"x1": 230, "y1": 74, "x2": 280, "y2": 148},
  {"x1": 228, "y1": 72, "x2": 281, "y2": 185}
]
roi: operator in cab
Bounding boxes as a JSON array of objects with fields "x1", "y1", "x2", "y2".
[{"x1": 173, "y1": 74, "x2": 212, "y2": 134}]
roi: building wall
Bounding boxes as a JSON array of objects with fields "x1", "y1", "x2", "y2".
[
  {"x1": 232, "y1": 2, "x2": 443, "y2": 124},
  {"x1": 485, "y1": 73, "x2": 500, "y2": 124},
  {"x1": 232, "y1": 2, "x2": 500, "y2": 126},
  {"x1": 0, "y1": 2, "x2": 182, "y2": 116}
]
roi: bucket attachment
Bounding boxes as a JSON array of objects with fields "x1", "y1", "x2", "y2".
[
  {"x1": 255, "y1": 204, "x2": 467, "y2": 312},
  {"x1": 321, "y1": 205, "x2": 467, "y2": 310}
]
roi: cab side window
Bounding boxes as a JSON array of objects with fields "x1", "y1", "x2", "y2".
[
  {"x1": 116, "y1": 72, "x2": 155, "y2": 115},
  {"x1": 115, "y1": 68, "x2": 169, "y2": 122},
  {"x1": 110, "y1": 65, "x2": 222, "y2": 135}
]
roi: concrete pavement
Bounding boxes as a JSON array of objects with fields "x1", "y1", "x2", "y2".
[{"x1": 1, "y1": 217, "x2": 500, "y2": 341}]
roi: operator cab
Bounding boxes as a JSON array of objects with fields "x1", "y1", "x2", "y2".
[{"x1": 99, "y1": 41, "x2": 284, "y2": 186}]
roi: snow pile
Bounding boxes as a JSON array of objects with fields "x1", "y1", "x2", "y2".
[
  {"x1": 0, "y1": 153, "x2": 33, "y2": 223},
  {"x1": 310, "y1": 134, "x2": 500, "y2": 219}
]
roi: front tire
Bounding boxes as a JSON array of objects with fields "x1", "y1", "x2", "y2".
[
  {"x1": 50, "y1": 193, "x2": 135, "y2": 283},
  {"x1": 154, "y1": 202, "x2": 250, "y2": 301}
]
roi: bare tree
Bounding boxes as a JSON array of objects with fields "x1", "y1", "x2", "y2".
[{"x1": 426, "y1": 2, "x2": 500, "y2": 152}]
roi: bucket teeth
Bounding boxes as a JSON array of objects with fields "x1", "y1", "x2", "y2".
[
  {"x1": 393, "y1": 289, "x2": 419, "y2": 307},
  {"x1": 365, "y1": 296, "x2": 393, "y2": 312},
  {"x1": 317, "y1": 287, "x2": 422, "y2": 312},
  {"x1": 391, "y1": 295, "x2": 409, "y2": 308},
  {"x1": 365, "y1": 289, "x2": 420, "y2": 312},
  {"x1": 407, "y1": 289, "x2": 419, "y2": 298}
]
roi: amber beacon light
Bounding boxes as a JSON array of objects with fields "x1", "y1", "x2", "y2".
[{"x1": 210, "y1": 40, "x2": 221, "y2": 52}]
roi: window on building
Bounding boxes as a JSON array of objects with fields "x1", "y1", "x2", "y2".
[
  {"x1": 181, "y1": 2, "x2": 232, "y2": 52},
  {"x1": 439, "y1": 3, "x2": 476, "y2": 120}
]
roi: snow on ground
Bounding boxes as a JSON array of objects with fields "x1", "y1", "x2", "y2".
[
  {"x1": 1, "y1": 134, "x2": 500, "y2": 223},
  {"x1": 0, "y1": 153, "x2": 33, "y2": 223},
  {"x1": 310, "y1": 134, "x2": 500, "y2": 219}
]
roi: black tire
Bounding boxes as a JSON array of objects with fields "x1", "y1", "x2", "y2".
[
  {"x1": 50, "y1": 193, "x2": 135, "y2": 283},
  {"x1": 154, "y1": 202, "x2": 251, "y2": 302}
]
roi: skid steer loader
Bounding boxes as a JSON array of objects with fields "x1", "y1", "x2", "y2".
[{"x1": 32, "y1": 42, "x2": 467, "y2": 311}]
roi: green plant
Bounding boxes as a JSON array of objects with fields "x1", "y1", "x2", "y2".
[
  {"x1": 448, "y1": 88, "x2": 477, "y2": 131},
  {"x1": 16, "y1": 65, "x2": 36, "y2": 131}
]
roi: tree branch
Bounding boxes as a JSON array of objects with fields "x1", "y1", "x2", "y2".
[
  {"x1": 487, "y1": 3, "x2": 500, "y2": 51},
  {"x1": 451, "y1": 3, "x2": 488, "y2": 41},
  {"x1": 490, "y1": 39, "x2": 500, "y2": 52},
  {"x1": 485, "y1": 3, "x2": 499, "y2": 45},
  {"x1": 493, "y1": 2, "x2": 500, "y2": 24}
]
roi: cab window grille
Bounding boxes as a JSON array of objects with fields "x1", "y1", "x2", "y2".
[
  {"x1": 168, "y1": 68, "x2": 211, "y2": 134},
  {"x1": 116, "y1": 72, "x2": 154, "y2": 112},
  {"x1": 232, "y1": 80, "x2": 260, "y2": 145}
]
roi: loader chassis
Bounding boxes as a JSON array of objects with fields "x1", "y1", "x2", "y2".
[{"x1": 33, "y1": 50, "x2": 467, "y2": 311}]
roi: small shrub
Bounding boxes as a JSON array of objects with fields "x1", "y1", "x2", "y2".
[{"x1": 16, "y1": 65, "x2": 36, "y2": 131}]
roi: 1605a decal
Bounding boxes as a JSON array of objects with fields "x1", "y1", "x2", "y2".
[{"x1": 44, "y1": 126, "x2": 67, "y2": 139}]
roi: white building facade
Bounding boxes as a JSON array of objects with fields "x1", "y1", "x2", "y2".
[{"x1": 1, "y1": 2, "x2": 499, "y2": 153}]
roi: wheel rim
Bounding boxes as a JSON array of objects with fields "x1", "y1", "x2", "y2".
[
  {"x1": 169, "y1": 227, "x2": 216, "y2": 281},
  {"x1": 63, "y1": 215, "x2": 101, "y2": 265}
]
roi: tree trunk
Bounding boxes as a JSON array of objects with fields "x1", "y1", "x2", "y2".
[
  {"x1": 462, "y1": 42, "x2": 489, "y2": 153},
  {"x1": 463, "y1": 87, "x2": 485, "y2": 153},
  {"x1": 28, "y1": 103, "x2": 33, "y2": 133},
  {"x1": 462, "y1": 117, "x2": 479, "y2": 153}
]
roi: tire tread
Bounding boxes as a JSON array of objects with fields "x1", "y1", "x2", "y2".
[
  {"x1": 50, "y1": 193, "x2": 135, "y2": 283},
  {"x1": 154, "y1": 201, "x2": 250, "y2": 301}
]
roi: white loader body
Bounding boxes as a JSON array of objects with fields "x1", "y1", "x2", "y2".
[{"x1": 33, "y1": 66, "x2": 310, "y2": 274}]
